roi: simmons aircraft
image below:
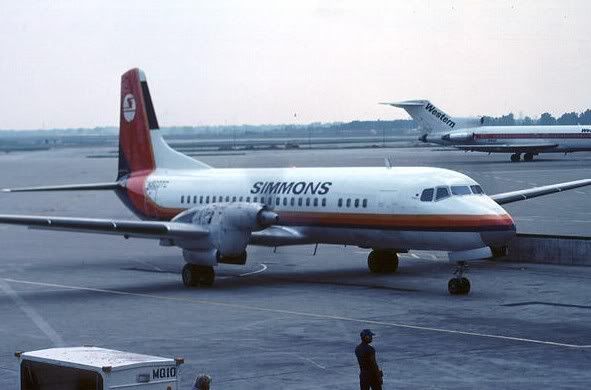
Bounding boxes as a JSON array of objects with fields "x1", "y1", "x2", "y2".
[
  {"x1": 1, "y1": 69, "x2": 590, "y2": 295},
  {"x1": 384, "y1": 100, "x2": 591, "y2": 162}
]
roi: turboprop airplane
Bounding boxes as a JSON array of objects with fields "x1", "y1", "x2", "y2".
[
  {"x1": 385, "y1": 100, "x2": 591, "y2": 162},
  {"x1": 1, "y1": 69, "x2": 590, "y2": 295}
]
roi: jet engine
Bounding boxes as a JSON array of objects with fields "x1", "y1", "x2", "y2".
[{"x1": 442, "y1": 132, "x2": 474, "y2": 142}]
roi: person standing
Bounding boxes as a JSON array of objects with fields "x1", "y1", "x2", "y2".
[
  {"x1": 192, "y1": 374, "x2": 211, "y2": 390},
  {"x1": 355, "y1": 329, "x2": 383, "y2": 390}
]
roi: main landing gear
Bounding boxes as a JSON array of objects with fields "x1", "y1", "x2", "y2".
[
  {"x1": 367, "y1": 250, "x2": 399, "y2": 273},
  {"x1": 448, "y1": 261, "x2": 470, "y2": 295},
  {"x1": 182, "y1": 264, "x2": 215, "y2": 288},
  {"x1": 510, "y1": 152, "x2": 535, "y2": 162}
]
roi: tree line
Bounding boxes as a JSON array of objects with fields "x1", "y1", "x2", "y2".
[{"x1": 483, "y1": 109, "x2": 591, "y2": 126}]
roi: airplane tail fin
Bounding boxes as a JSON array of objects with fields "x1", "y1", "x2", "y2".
[
  {"x1": 380, "y1": 100, "x2": 457, "y2": 133},
  {"x1": 117, "y1": 68, "x2": 209, "y2": 180}
]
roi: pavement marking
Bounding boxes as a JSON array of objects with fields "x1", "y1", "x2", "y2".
[
  {"x1": 239, "y1": 263, "x2": 268, "y2": 277},
  {"x1": 3, "y1": 277, "x2": 591, "y2": 350},
  {"x1": 0, "y1": 279, "x2": 65, "y2": 347}
]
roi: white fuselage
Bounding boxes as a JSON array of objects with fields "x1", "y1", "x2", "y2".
[
  {"x1": 426, "y1": 125, "x2": 591, "y2": 152},
  {"x1": 137, "y1": 166, "x2": 515, "y2": 252}
]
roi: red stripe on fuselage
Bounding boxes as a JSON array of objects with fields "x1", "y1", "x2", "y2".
[{"x1": 474, "y1": 133, "x2": 591, "y2": 140}]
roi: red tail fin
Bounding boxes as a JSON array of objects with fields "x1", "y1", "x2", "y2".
[{"x1": 117, "y1": 68, "x2": 158, "y2": 179}]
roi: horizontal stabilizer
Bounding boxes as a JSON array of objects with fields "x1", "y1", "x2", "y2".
[
  {"x1": 1, "y1": 182, "x2": 121, "y2": 193},
  {"x1": 491, "y1": 179, "x2": 591, "y2": 205}
]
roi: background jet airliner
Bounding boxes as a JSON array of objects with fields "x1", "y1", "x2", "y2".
[
  {"x1": 385, "y1": 100, "x2": 591, "y2": 162},
  {"x1": 1, "y1": 69, "x2": 590, "y2": 295}
]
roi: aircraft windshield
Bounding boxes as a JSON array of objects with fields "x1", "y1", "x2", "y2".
[{"x1": 420, "y1": 184, "x2": 484, "y2": 202}]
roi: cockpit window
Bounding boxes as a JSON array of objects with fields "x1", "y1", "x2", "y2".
[
  {"x1": 420, "y1": 188, "x2": 434, "y2": 202},
  {"x1": 451, "y1": 186, "x2": 471, "y2": 196},
  {"x1": 470, "y1": 185, "x2": 484, "y2": 194},
  {"x1": 435, "y1": 187, "x2": 450, "y2": 201}
]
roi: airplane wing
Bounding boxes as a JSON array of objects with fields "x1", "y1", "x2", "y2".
[
  {"x1": 490, "y1": 179, "x2": 591, "y2": 205},
  {"x1": 453, "y1": 143, "x2": 558, "y2": 153},
  {"x1": 0, "y1": 214, "x2": 309, "y2": 246},
  {"x1": 0, "y1": 215, "x2": 208, "y2": 240},
  {"x1": 1, "y1": 182, "x2": 121, "y2": 192}
]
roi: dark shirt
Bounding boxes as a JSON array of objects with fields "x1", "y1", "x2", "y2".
[{"x1": 355, "y1": 342, "x2": 379, "y2": 373}]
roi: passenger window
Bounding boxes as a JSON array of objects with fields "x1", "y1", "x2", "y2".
[
  {"x1": 435, "y1": 187, "x2": 450, "y2": 201},
  {"x1": 298, "y1": 198, "x2": 303, "y2": 206},
  {"x1": 199, "y1": 196, "x2": 203, "y2": 204},
  {"x1": 283, "y1": 198, "x2": 287, "y2": 206},
  {"x1": 225, "y1": 196, "x2": 230, "y2": 202},
  {"x1": 239, "y1": 196, "x2": 243, "y2": 202},
  {"x1": 362, "y1": 199, "x2": 368, "y2": 208},
  {"x1": 192, "y1": 196, "x2": 196, "y2": 203},
  {"x1": 206, "y1": 196, "x2": 210, "y2": 203},
  {"x1": 181, "y1": 195, "x2": 184, "y2": 204},
  {"x1": 354, "y1": 199, "x2": 359, "y2": 208},
  {"x1": 306, "y1": 198, "x2": 310, "y2": 206},
  {"x1": 321, "y1": 198, "x2": 326, "y2": 207},
  {"x1": 253, "y1": 197, "x2": 258, "y2": 202},
  {"x1": 470, "y1": 185, "x2": 484, "y2": 194},
  {"x1": 290, "y1": 198, "x2": 295, "y2": 206},
  {"x1": 212, "y1": 196, "x2": 217, "y2": 203},
  {"x1": 420, "y1": 188, "x2": 434, "y2": 202},
  {"x1": 451, "y1": 186, "x2": 471, "y2": 196},
  {"x1": 246, "y1": 196, "x2": 251, "y2": 202},
  {"x1": 267, "y1": 196, "x2": 272, "y2": 205},
  {"x1": 346, "y1": 199, "x2": 351, "y2": 207},
  {"x1": 313, "y1": 198, "x2": 318, "y2": 207},
  {"x1": 232, "y1": 196, "x2": 237, "y2": 202},
  {"x1": 275, "y1": 197, "x2": 280, "y2": 206},
  {"x1": 338, "y1": 198, "x2": 343, "y2": 207}
]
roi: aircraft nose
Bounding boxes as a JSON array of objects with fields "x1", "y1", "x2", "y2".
[
  {"x1": 479, "y1": 214, "x2": 516, "y2": 247},
  {"x1": 418, "y1": 134, "x2": 428, "y2": 143}
]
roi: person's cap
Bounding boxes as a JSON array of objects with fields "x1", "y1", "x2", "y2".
[{"x1": 360, "y1": 329, "x2": 375, "y2": 337}]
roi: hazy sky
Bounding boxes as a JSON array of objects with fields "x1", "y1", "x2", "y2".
[{"x1": 1, "y1": 0, "x2": 590, "y2": 129}]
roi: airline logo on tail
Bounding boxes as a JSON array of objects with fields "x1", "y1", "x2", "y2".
[
  {"x1": 123, "y1": 93, "x2": 136, "y2": 122},
  {"x1": 425, "y1": 103, "x2": 455, "y2": 129}
]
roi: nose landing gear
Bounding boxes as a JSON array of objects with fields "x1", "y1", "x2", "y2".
[
  {"x1": 448, "y1": 261, "x2": 471, "y2": 295},
  {"x1": 510, "y1": 153, "x2": 521, "y2": 162}
]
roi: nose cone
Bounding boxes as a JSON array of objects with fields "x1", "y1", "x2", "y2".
[
  {"x1": 419, "y1": 134, "x2": 428, "y2": 143},
  {"x1": 479, "y1": 213, "x2": 516, "y2": 247}
]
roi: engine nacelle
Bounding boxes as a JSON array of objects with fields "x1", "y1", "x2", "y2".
[
  {"x1": 442, "y1": 131, "x2": 474, "y2": 142},
  {"x1": 173, "y1": 203, "x2": 278, "y2": 259}
]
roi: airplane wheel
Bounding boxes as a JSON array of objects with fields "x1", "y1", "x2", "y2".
[
  {"x1": 182, "y1": 264, "x2": 198, "y2": 287},
  {"x1": 199, "y1": 266, "x2": 215, "y2": 287},
  {"x1": 510, "y1": 153, "x2": 521, "y2": 162},
  {"x1": 368, "y1": 250, "x2": 398, "y2": 273},
  {"x1": 368, "y1": 251, "x2": 381, "y2": 273},
  {"x1": 182, "y1": 264, "x2": 215, "y2": 288},
  {"x1": 448, "y1": 277, "x2": 470, "y2": 295},
  {"x1": 523, "y1": 153, "x2": 534, "y2": 162},
  {"x1": 460, "y1": 277, "x2": 471, "y2": 294}
]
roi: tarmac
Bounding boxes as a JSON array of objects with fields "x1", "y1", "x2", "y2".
[{"x1": 0, "y1": 146, "x2": 590, "y2": 389}]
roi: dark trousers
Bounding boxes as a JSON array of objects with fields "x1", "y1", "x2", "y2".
[{"x1": 360, "y1": 372, "x2": 382, "y2": 390}]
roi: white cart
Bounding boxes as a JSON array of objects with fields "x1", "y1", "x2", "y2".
[{"x1": 16, "y1": 346, "x2": 184, "y2": 390}]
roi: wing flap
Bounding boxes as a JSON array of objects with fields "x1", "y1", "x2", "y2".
[{"x1": 490, "y1": 179, "x2": 591, "y2": 205}]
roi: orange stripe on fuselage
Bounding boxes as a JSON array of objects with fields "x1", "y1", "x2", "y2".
[{"x1": 277, "y1": 211, "x2": 515, "y2": 231}]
